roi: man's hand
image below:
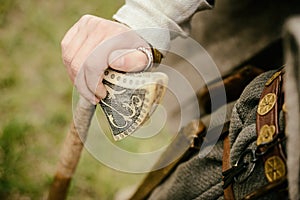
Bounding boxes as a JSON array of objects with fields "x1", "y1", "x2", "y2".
[{"x1": 61, "y1": 14, "x2": 149, "y2": 104}]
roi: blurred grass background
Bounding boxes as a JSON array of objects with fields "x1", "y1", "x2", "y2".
[{"x1": 0, "y1": 0, "x2": 146, "y2": 199}]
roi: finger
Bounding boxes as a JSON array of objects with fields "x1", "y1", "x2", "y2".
[
  {"x1": 87, "y1": 69, "x2": 107, "y2": 100},
  {"x1": 61, "y1": 15, "x2": 92, "y2": 67},
  {"x1": 71, "y1": 27, "x2": 108, "y2": 100},
  {"x1": 109, "y1": 49, "x2": 148, "y2": 72},
  {"x1": 61, "y1": 15, "x2": 94, "y2": 48},
  {"x1": 63, "y1": 31, "x2": 88, "y2": 65},
  {"x1": 83, "y1": 29, "x2": 148, "y2": 99},
  {"x1": 94, "y1": 81, "x2": 107, "y2": 99},
  {"x1": 61, "y1": 21, "x2": 79, "y2": 52},
  {"x1": 61, "y1": 23, "x2": 80, "y2": 80},
  {"x1": 75, "y1": 67, "x2": 100, "y2": 105},
  {"x1": 71, "y1": 31, "x2": 105, "y2": 81},
  {"x1": 84, "y1": 65, "x2": 106, "y2": 100}
]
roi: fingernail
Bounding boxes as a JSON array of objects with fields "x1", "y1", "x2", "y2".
[
  {"x1": 93, "y1": 96, "x2": 100, "y2": 105},
  {"x1": 95, "y1": 85, "x2": 107, "y2": 99}
]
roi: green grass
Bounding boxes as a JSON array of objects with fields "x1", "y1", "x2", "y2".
[{"x1": 0, "y1": 0, "x2": 147, "y2": 199}]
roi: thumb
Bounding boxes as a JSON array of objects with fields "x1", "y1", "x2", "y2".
[{"x1": 108, "y1": 49, "x2": 149, "y2": 72}]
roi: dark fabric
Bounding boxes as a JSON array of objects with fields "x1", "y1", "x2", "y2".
[{"x1": 191, "y1": 1, "x2": 300, "y2": 73}]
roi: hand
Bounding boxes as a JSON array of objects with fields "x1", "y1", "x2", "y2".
[{"x1": 61, "y1": 14, "x2": 149, "y2": 104}]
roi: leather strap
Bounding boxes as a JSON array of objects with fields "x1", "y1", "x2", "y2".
[
  {"x1": 256, "y1": 69, "x2": 287, "y2": 183},
  {"x1": 222, "y1": 69, "x2": 287, "y2": 200},
  {"x1": 241, "y1": 176, "x2": 288, "y2": 200},
  {"x1": 222, "y1": 134, "x2": 235, "y2": 200}
]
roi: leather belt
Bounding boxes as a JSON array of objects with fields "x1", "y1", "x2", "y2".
[
  {"x1": 241, "y1": 68, "x2": 288, "y2": 199},
  {"x1": 256, "y1": 69, "x2": 287, "y2": 183}
]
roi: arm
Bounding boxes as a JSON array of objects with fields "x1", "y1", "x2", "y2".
[
  {"x1": 61, "y1": 0, "x2": 214, "y2": 104},
  {"x1": 113, "y1": 0, "x2": 213, "y2": 49}
]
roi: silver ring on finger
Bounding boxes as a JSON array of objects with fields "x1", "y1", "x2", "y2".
[{"x1": 137, "y1": 47, "x2": 153, "y2": 72}]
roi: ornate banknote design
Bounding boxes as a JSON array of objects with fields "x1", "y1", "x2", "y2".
[{"x1": 100, "y1": 69, "x2": 168, "y2": 141}]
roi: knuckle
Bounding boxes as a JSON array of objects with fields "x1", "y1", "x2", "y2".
[
  {"x1": 95, "y1": 19, "x2": 109, "y2": 31},
  {"x1": 80, "y1": 14, "x2": 92, "y2": 21},
  {"x1": 70, "y1": 58, "x2": 80, "y2": 71},
  {"x1": 70, "y1": 64, "x2": 78, "y2": 75},
  {"x1": 79, "y1": 15, "x2": 97, "y2": 30},
  {"x1": 95, "y1": 20, "x2": 106, "y2": 29},
  {"x1": 60, "y1": 39, "x2": 67, "y2": 50},
  {"x1": 61, "y1": 48, "x2": 73, "y2": 63},
  {"x1": 62, "y1": 54, "x2": 72, "y2": 66},
  {"x1": 60, "y1": 40, "x2": 65, "y2": 48}
]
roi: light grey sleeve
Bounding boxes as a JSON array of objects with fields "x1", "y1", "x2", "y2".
[{"x1": 113, "y1": 0, "x2": 213, "y2": 51}]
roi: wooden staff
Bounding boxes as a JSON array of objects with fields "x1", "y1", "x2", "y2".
[
  {"x1": 48, "y1": 96, "x2": 95, "y2": 200},
  {"x1": 47, "y1": 68, "x2": 167, "y2": 199}
]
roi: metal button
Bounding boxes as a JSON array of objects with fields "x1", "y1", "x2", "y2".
[
  {"x1": 257, "y1": 124, "x2": 275, "y2": 145},
  {"x1": 257, "y1": 93, "x2": 277, "y2": 115},
  {"x1": 264, "y1": 156, "x2": 286, "y2": 182}
]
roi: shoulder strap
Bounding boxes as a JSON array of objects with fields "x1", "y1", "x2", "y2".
[
  {"x1": 243, "y1": 68, "x2": 288, "y2": 199},
  {"x1": 222, "y1": 135, "x2": 235, "y2": 200},
  {"x1": 256, "y1": 69, "x2": 287, "y2": 183}
]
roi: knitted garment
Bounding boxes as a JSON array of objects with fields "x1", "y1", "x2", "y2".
[
  {"x1": 148, "y1": 70, "x2": 281, "y2": 199},
  {"x1": 148, "y1": 101, "x2": 236, "y2": 200},
  {"x1": 229, "y1": 70, "x2": 280, "y2": 199},
  {"x1": 149, "y1": 141, "x2": 224, "y2": 200}
]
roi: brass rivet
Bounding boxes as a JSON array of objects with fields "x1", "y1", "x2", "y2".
[
  {"x1": 257, "y1": 93, "x2": 277, "y2": 115},
  {"x1": 257, "y1": 124, "x2": 275, "y2": 145},
  {"x1": 265, "y1": 71, "x2": 281, "y2": 86},
  {"x1": 282, "y1": 103, "x2": 287, "y2": 113},
  {"x1": 264, "y1": 156, "x2": 286, "y2": 182}
]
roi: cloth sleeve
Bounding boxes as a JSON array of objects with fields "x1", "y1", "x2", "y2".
[{"x1": 113, "y1": 0, "x2": 214, "y2": 52}]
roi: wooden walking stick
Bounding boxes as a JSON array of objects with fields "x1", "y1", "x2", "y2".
[
  {"x1": 47, "y1": 96, "x2": 96, "y2": 200},
  {"x1": 47, "y1": 68, "x2": 168, "y2": 199}
]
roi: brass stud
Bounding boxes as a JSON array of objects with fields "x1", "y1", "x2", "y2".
[
  {"x1": 264, "y1": 156, "x2": 286, "y2": 182},
  {"x1": 282, "y1": 103, "x2": 287, "y2": 113},
  {"x1": 265, "y1": 71, "x2": 281, "y2": 86},
  {"x1": 257, "y1": 124, "x2": 275, "y2": 145},
  {"x1": 257, "y1": 93, "x2": 277, "y2": 115}
]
